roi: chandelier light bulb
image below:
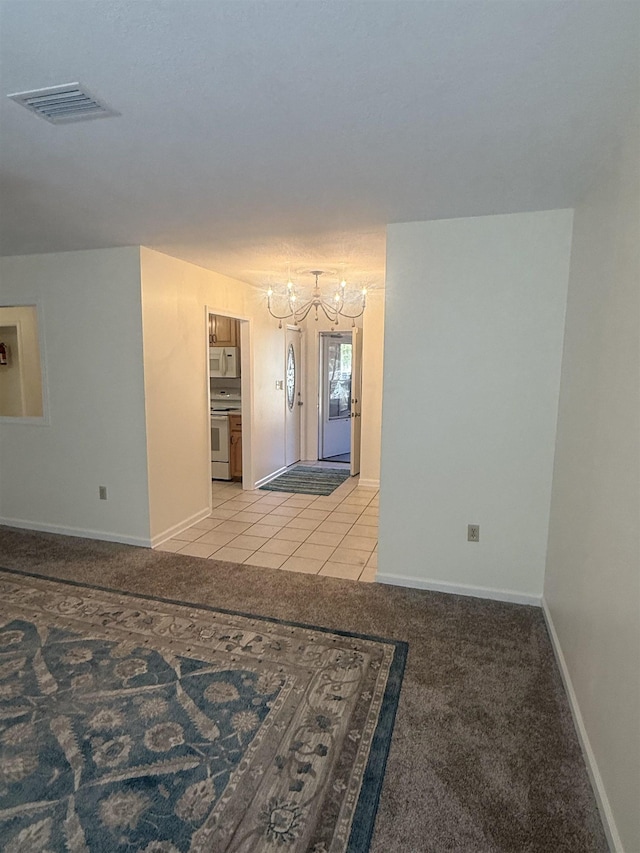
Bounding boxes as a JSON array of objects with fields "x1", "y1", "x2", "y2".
[
  {"x1": 267, "y1": 288, "x2": 273, "y2": 297},
  {"x1": 340, "y1": 279, "x2": 347, "y2": 289}
]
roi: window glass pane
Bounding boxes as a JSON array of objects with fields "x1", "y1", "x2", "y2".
[
  {"x1": 286, "y1": 344, "x2": 296, "y2": 410},
  {"x1": 327, "y1": 341, "x2": 352, "y2": 420}
]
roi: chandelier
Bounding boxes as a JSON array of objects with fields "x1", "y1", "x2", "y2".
[{"x1": 266, "y1": 270, "x2": 367, "y2": 328}]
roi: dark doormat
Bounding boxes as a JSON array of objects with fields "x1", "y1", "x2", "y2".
[{"x1": 260, "y1": 465, "x2": 351, "y2": 496}]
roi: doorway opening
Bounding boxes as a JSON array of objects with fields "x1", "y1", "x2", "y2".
[
  {"x1": 318, "y1": 328, "x2": 362, "y2": 475},
  {"x1": 319, "y1": 331, "x2": 353, "y2": 464},
  {"x1": 207, "y1": 310, "x2": 251, "y2": 489}
]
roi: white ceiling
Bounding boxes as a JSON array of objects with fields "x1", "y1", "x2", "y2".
[{"x1": 0, "y1": 0, "x2": 638, "y2": 290}]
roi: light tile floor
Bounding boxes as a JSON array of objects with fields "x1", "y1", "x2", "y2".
[{"x1": 155, "y1": 474, "x2": 378, "y2": 581}]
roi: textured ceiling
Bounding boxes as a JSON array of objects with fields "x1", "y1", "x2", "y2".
[{"x1": 0, "y1": 0, "x2": 638, "y2": 290}]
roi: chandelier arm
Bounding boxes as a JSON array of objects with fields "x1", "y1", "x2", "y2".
[
  {"x1": 319, "y1": 302, "x2": 339, "y2": 323},
  {"x1": 294, "y1": 301, "x2": 315, "y2": 324},
  {"x1": 334, "y1": 305, "x2": 366, "y2": 320},
  {"x1": 267, "y1": 301, "x2": 295, "y2": 321}
]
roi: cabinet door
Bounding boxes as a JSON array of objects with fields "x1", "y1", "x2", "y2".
[
  {"x1": 215, "y1": 316, "x2": 237, "y2": 346},
  {"x1": 230, "y1": 431, "x2": 243, "y2": 478}
]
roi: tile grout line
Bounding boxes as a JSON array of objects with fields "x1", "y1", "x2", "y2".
[{"x1": 162, "y1": 477, "x2": 379, "y2": 581}]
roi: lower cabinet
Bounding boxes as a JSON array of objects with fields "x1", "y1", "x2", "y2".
[{"x1": 229, "y1": 414, "x2": 242, "y2": 479}]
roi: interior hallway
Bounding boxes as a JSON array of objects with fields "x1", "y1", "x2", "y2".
[{"x1": 155, "y1": 473, "x2": 378, "y2": 582}]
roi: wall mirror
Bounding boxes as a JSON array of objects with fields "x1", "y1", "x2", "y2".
[{"x1": 0, "y1": 304, "x2": 46, "y2": 420}]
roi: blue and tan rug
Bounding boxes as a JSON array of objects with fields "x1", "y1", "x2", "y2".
[
  {"x1": 0, "y1": 567, "x2": 406, "y2": 852},
  {"x1": 260, "y1": 466, "x2": 351, "y2": 496}
]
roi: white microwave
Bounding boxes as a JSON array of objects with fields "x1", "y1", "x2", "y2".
[{"x1": 209, "y1": 346, "x2": 240, "y2": 378}]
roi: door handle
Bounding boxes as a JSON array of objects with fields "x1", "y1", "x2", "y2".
[{"x1": 297, "y1": 401, "x2": 304, "y2": 406}]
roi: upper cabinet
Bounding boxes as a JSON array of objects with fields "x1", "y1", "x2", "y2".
[{"x1": 209, "y1": 314, "x2": 238, "y2": 347}]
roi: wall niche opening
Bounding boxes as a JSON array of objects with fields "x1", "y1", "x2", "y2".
[{"x1": 0, "y1": 305, "x2": 45, "y2": 419}]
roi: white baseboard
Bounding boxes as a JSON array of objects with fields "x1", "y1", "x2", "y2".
[
  {"x1": 541, "y1": 599, "x2": 620, "y2": 852},
  {"x1": 0, "y1": 516, "x2": 151, "y2": 548},
  {"x1": 150, "y1": 507, "x2": 211, "y2": 548},
  {"x1": 357, "y1": 478, "x2": 380, "y2": 489},
  {"x1": 375, "y1": 572, "x2": 542, "y2": 607},
  {"x1": 253, "y1": 467, "x2": 287, "y2": 489}
]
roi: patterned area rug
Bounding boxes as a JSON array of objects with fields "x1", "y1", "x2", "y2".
[
  {"x1": 260, "y1": 467, "x2": 351, "y2": 496},
  {"x1": 0, "y1": 567, "x2": 406, "y2": 853}
]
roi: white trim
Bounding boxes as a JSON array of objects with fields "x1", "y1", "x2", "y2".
[
  {"x1": 239, "y1": 318, "x2": 252, "y2": 490},
  {"x1": 375, "y1": 572, "x2": 542, "y2": 607},
  {"x1": 150, "y1": 507, "x2": 211, "y2": 548},
  {"x1": 253, "y1": 467, "x2": 287, "y2": 489},
  {"x1": 0, "y1": 516, "x2": 151, "y2": 548},
  {"x1": 542, "y1": 598, "x2": 620, "y2": 853},
  {"x1": 357, "y1": 478, "x2": 379, "y2": 489}
]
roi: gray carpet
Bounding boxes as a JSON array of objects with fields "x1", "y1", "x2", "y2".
[{"x1": 0, "y1": 525, "x2": 608, "y2": 853}]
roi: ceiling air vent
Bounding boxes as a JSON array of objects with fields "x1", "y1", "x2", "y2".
[{"x1": 7, "y1": 83, "x2": 118, "y2": 124}]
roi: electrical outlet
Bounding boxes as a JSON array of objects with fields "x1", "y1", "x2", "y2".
[
  {"x1": 99, "y1": 486, "x2": 108, "y2": 500},
  {"x1": 467, "y1": 524, "x2": 479, "y2": 542}
]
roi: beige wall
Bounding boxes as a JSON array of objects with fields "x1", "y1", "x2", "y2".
[
  {"x1": 381, "y1": 210, "x2": 573, "y2": 601},
  {"x1": 0, "y1": 248, "x2": 150, "y2": 543},
  {"x1": 544, "y1": 128, "x2": 640, "y2": 852},
  {"x1": 0, "y1": 306, "x2": 44, "y2": 418},
  {"x1": 140, "y1": 248, "x2": 286, "y2": 543},
  {"x1": 359, "y1": 288, "x2": 384, "y2": 485}
]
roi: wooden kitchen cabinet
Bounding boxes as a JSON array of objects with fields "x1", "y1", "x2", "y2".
[
  {"x1": 229, "y1": 414, "x2": 242, "y2": 479},
  {"x1": 209, "y1": 314, "x2": 238, "y2": 347}
]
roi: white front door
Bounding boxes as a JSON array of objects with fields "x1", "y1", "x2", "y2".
[
  {"x1": 350, "y1": 326, "x2": 363, "y2": 476},
  {"x1": 285, "y1": 326, "x2": 302, "y2": 466},
  {"x1": 320, "y1": 332, "x2": 352, "y2": 461}
]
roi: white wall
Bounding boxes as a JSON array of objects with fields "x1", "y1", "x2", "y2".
[
  {"x1": 0, "y1": 248, "x2": 151, "y2": 544},
  {"x1": 379, "y1": 210, "x2": 573, "y2": 602},
  {"x1": 544, "y1": 129, "x2": 640, "y2": 852},
  {"x1": 140, "y1": 248, "x2": 286, "y2": 543}
]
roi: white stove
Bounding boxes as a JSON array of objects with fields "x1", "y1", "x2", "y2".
[
  {"x1": 211, "y1": 391, "x2": 241, "y2": 414},
  {"x1": 210, "y1": 393, "x2": 241, "y2": 479}
]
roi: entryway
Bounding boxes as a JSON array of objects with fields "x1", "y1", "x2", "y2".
[
  {"x1": 157, "y1": 474, "x2": 378, "y2": 581},
  {"x1": 318, "y1": 329, "x2": 362, "y2": 475}
]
